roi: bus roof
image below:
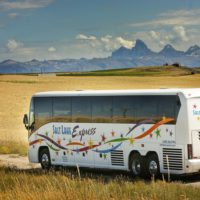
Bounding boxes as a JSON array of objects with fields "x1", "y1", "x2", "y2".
[{"x1": 32, "y1": 88, "x2": 200, "y2": 99}]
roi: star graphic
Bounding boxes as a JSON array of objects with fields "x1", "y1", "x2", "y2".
[
  {"x1": 129, "y1": 137, "x2": 134, "y2": 145},
  {"x1": 57, "y1": 138, "x2": 61, "y2": 145},
  {"x1": 88, "y1": 139, "x2": 93, "y2": 149},
  {"x1": 103, "y1": 154, "x2": 107, "y2": 159},
  {"x1": 155, "y1": 129, "x2": 161, "y2": 138},
  {"x1": 111, "y1": 131, "x2": 115, "y2": 137},
  {"x1": 141, "y1": 127, "x2": 145, "y2": 132},
  {"x1": 162, "y1": 116, "x2": 166, "y2": 120},
  {"x1": 101, "y1": 134, "x2": 106, "y2": 142}
]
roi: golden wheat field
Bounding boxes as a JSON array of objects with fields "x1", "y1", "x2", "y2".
[{"x1": 0, "y1": 74, "x2": 200, "y2": 153}]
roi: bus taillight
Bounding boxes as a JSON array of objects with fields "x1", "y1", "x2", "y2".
[{"x1": 187, "y1": 144, "x2": 193, "y2": 159}]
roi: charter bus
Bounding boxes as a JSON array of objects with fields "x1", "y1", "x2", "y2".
[{"x1": 23, "y1": 89, "x2": 200, "y2": 178}]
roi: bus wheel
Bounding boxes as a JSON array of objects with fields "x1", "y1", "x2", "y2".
[
  {"x1": 130, "y1": 153, "x2": 144, "y2": 177},
  {"x1": 146, "y1": 153, "x2": 160, "y2": 179},
  {"x1": 39, "y1": 148, "x2": 51, "y2": 170}
]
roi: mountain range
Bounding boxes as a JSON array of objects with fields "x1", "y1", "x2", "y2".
[{"x1": 1, "y1": 39, "x2": 200, "y2": 74}]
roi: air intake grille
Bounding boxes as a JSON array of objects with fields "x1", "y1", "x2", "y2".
[
  {"x1": 163, "y1": 148, "x2": 183, "y2": 170},
  {"x1": 111, "y1": 150, "x2": 124, "y2": 166}
]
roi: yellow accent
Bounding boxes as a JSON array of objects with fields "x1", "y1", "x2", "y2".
[
  {"x1": 129, "y1": 137, "x2": 134, "y2": 145},
  {"x1": 162, "y1": 116, "x2": 166, "y2": 120},
  {"x1": 88, "y1": 139, "x2": 93, "y2": 149},
  {"x1": 111, "y1": 131, "x2": 115, "y2": 136}
]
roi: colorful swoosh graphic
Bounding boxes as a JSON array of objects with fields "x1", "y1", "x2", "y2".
[{"x1": 29, "y1": 118, "x2": 174, "y2": 154}]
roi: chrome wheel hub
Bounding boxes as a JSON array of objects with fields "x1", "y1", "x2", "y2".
[
  {"x1": 41, "y1": 153, "x2": 49, "y2": 167},
  {"x1": 132, "y1": 160, "x2": 141, "y2": 175},
  {"x1": 149, "y1": 160, "x2": 158, "y2": 175}
]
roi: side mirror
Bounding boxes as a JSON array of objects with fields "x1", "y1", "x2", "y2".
[{"x1": 23, "y1": 114, "x2": 29, "y2": 130}]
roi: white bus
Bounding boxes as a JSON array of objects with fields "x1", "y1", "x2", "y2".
[{"x1": 23, "y1": 89, "x2": 200, "y2": 178}]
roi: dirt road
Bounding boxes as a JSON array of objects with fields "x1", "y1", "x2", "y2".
[
  {"x1": 0, "y1": 154, "x2": 200, "y2": 187},
  {"x1": 0, "y1": 154, "x2": 40, "y2": 169}
]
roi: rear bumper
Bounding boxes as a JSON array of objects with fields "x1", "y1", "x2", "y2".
[{"x1": 185, "y1": 159, "x2": 200, "y2": 173}]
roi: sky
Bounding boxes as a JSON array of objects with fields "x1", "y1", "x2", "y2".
[{"x1": 1, "y1": 0, "x2": 200, "y2": 61}]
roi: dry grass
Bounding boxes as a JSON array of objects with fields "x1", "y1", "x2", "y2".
[
  {"x1": 0, "y1": 74, "x2": 200, "y2": 154},
  {"x1": 0, "y1": 166, "x2": 199, "y2": 200}
]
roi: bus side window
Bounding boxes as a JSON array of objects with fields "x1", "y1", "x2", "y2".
[
  {"x1": 72, "y1": 97, "x2": 91, "y2": 122},
  {"x1": 92, "y1": 97, "x2": 112, "y2": 123},
  {"x1": 34, "y1": 97, "x2": 52, "y2": 130},
  {"x1": 136, "y1": 96, "x2": 158, "y2": 122},
  {"x1": 113, "y1": 96, "x2": 135, "y2": 123},
  {"x1": 53, "y1": 97, "x2": 72, "y2": 122}
]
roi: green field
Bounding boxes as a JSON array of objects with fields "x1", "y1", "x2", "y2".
[{"x1": 57, "y1": 65, "x2": 199, "y2": 76}]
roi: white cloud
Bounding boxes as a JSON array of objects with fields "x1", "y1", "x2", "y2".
[
  {"x1": 101, "y1": 35, "x2": 112, "y2": 43},
  {"x1": 0, "y1": 0, "x2": 54, "y2": 10},
  {"x1": 150, "y1": 31, "x2": 159, "y2": 40},
  {"x1": 48, "y1": 46, "x2": 56, "y2": 52},
  {"x1": 173, "y1": 26, "x2": 188, "y2": 42},
  {"x1": 130, "y1": 9, "x2": 200, "y2": 27},
  {"x1": 115, "y1": 37, "x2": 134, "y2": 49},
  {"x1": 76, "y1": 34, "x2": 97, "y2": 40},
  {"x1": 8, "y1": 12, "x2": 20, "y2": 18},
  {"x1": 6, "y1": 39, "x2": 23, "y2": 52}
]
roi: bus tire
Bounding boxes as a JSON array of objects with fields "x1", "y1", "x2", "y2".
[
  {"x1": 146, "y1": 153, "x2": 160, "y2": 179},
  {"x1": 39, "y1": 148, "x2": 51, "y2": 170},
  {"x1": 130, "y1": 152, "x2": 144, "y2": 178}
]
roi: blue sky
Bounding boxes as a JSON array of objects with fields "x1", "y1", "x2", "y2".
[{"x1": 1, "y1": 0, "x2": 200, "y2": 61}]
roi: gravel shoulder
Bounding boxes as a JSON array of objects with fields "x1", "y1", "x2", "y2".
[{"x1": 0, "y1": 154, "x2": 40, "y2": 169}]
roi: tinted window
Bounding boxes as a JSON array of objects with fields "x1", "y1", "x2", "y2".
[
  {"x1": 113, "y1": 96, "x2": 136, "y2": 123},
  {"x1": 113, "y1": 95, "x2": 180, "y2": 124},
  {"x1": 53, "y1": 97, "x2": 71, "y2": 122},
  {"x1": 136, "y1": 96, "x2": 159, "y2": 121},
  {"x1": 34, "y1": 97, "x2": 52, "y2": 129},
  {"x1": 92, "y1": 97, "x2": 112, "y2": 123},
  {"x1": 158, "y1": 95, "x2": 180, "y2": 122},
  {"x1": 72, "y1": 97, "x2": 91, "y2": 122}
]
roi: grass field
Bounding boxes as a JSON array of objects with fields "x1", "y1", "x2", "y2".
[
  {"x1": 0, "y1": 67, "x2": 200, "y2": 155},
  {"x1": 0, "y1": 166, "x2": 200, "y2": 200}
]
